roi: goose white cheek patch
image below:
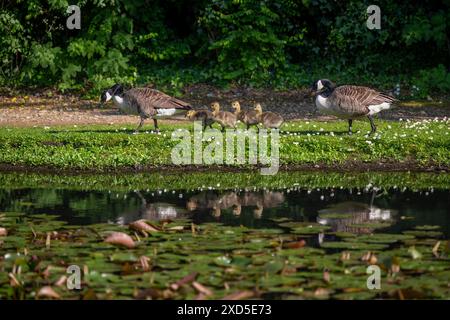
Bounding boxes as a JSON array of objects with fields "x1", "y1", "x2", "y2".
[
  {"x1": 113, "y1": 95, "x2": 124, "y2": 105},
  {"x1": 317, "y1": 80, "x2": 324, "y2": 91},
  {"x1": 105, "y1": 92, "x2": 112, "y2": 101}
]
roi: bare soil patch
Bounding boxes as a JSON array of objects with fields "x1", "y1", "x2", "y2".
[{"x1": 0, "y1": 85, "x2": 449, "y2": 127}]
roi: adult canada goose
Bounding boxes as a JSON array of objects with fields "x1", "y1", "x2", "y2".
[
  {"x1": 185, "y1": 109, "x2": 215, "y2": 130},
  {"x1": 210, "y1": 102, "x2": 237, "y2": 131},
  {"x1": 311, "y1": 79, "x2": 398, "y2": 134},
  {"x1": 231, "y1": 101, "x2": 260, "y2": 130},
  {"x1": 254, "y1": 103, "x2": 284, "y2": 129},
  {"x1": 100, "y1": 84, "x2": 192, "y2": 132}
]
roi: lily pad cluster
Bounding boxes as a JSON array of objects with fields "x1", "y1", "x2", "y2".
[{"x1": 0, "y1": 211, "x2": 448, "y2": 300}]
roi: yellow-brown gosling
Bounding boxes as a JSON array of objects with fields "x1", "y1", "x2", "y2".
[
  {"x1": 231, "y1": 101, "x2": 260, "y2": 130},
  {"x1": 186, "y1": 109, "x2": 215, "y2": 130},
  {"x1": 254, "y1": 103, "x2": 284, "y2": 129},
  {"x1": 210, "y1": 102, "x2": 237, "y2": 131}
]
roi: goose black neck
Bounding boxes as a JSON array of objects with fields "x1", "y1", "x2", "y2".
[
  {"x1": 320, "y1": 86, "x2": 334, "y2": 98},
  {"x1": 111, "y1": 84, "x2": 124, "y2": 97}
]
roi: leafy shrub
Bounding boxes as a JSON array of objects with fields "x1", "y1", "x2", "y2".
[{"x1": 0, "y1": 0, "x2": 448, "y2": 95}]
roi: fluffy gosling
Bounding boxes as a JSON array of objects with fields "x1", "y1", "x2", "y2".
[
  {"x1": 210, "y1": 102, "x2": 237, "y2": 131},
  {"x1": 254, "y1": 103, "x2": 284, "y2": 129},
  {"x1": 231, "y1": 101, "x2": 260, "y2": 130},
  {"x1": 186, "y1": 109, "x2": 215, "y2": 130}
]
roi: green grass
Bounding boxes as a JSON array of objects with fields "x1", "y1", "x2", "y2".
[
  {"x1": 0, "y1": 119, "x2": 449, "y2": 170},
  {"x1": 0, "y1": 171, "x2": 449, "y2": 192}
]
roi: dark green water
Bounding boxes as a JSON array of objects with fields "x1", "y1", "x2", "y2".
[
  {"x1": 0, "y1": 177, "x2": 448, "y2": 236},
  {"x1": 0, "y1": 171, "x2": 449, "y2": 300}
]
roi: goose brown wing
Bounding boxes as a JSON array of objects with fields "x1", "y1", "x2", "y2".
[
  {"x1": 331, "y1": 86, "x2": 396, "y2": 116},
  {"x1": 125, "y1": 88, "x2": 192, "y2": 115}
]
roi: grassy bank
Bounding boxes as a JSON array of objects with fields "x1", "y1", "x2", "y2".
[
  {"x1": 0, "y1": 119, "x2": 449, "y2": 171},
  {"x1": 0, "y1": 171, "x2": 449, "y2": 192}
]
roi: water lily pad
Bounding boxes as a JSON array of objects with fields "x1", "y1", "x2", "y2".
[
  {"x1": 403, "y1": 230, "x2": 443, "y2": 238},
  {"x1": 320, "y1": 241, "x2": 388, "y2": 250},
  {"x1": 345, "y1": 233, "x2": 415, "y2": 244}
]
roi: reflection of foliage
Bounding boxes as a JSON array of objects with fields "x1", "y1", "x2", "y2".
[
  {"x1": 0, "y1": 188, "x2": 140, "y2": 224},
  {"x1": 0, "y1": 1, "x2": 449, "y2": 94}
]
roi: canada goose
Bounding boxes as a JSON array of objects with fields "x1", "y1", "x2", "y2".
[
  {"x1": 186, "y1": 109, "x2": 215, "y2": 130},
  {"x1": 254, "y1": 103, "x2": 284, "y2": 129},
  {"x1": 100, "y1": 84, "x2": 192, "y2": 132},
  {"x1": 311, "y1": 79, "x2": 398, "y2": 134},
  {"x1": 317, "y1": 201, "x2": 394, "y2": 234},
  {"x1": 231, "y1": 101, "x2": 259, "y2": 130},
  {"x1": 210, "y1": 102, "x2": 237, "y2": 131}
]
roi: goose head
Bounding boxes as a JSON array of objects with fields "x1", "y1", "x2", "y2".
[
  {"x1": 210, "y1": 102, "x2": 220, "y2": 113},
  {"x1": 100, "y1": 84, "x2": 124, "y2": 104},
  {"x1": 254, "y1": 103, "x2": 263, "y2": 113},
  {"x1": 185, "y1": 110, "x2": 196, "y2": 119},
  {"x1": 311, "y1": 79, "x2": 336, "y2": 96},
  {"x1": 231, "y1": 101, "x2": 241, "y2": 112}
]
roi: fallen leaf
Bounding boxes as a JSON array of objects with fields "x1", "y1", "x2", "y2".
[
  {"x1": 129, "y1": 220, "x2": 160, "y2": 234},
  {"x1": 340, "y1": 251, "x2": 351, "y2": 261},
  {"x1": 432, "y1": 241, "x2": 441, "y2": 257},
  {"x1": 170, "y1": 272, "x2": 198, "y2": 291},
  {"x1": 104, "y1": 232, "x2": 136, "y2": 249},
  {"x1": 55, "y1": 276, "x2": 67, "y2": 287},
  {"x1": 314, "y1": 288, "x2": 331, "y2": 297},
  {"x1": 140, "y1": 256, "x2": 151, "y2": 271},
  {"x1": 192, "y1": 281, "x2": 213, "y2": 296},
  {"x1": 168, "y1": 226, "x2": 185, "y2": 231},
  {"x1": 283, "y1": 240, "x2": 306, "y2": 249},
  {"x1": 222, "y1": 290, "x2": 254, "y2": 300},
  {"x1": 8, "y1": 273, "x2": 20, "y2": 287},
  {"x1": 45, "y1": 232, "x2": 51, "y2": 248},
  {"x1": 37, "y1": 286, "x2": 60, "y2": 299}
]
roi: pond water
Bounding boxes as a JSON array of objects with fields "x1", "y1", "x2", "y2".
[
  {"x1": 1, "y1": 184, "x2": 449, "y2": 237},
  {"x1": 0, "y1": 171, "x2": 449, "y2": 299}
]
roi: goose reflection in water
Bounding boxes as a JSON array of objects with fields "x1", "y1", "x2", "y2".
[
  {"x1": 116, "y1": 191, "x2": 186, "y2": 224},
  {"x1": 186, "y1": 191, "x2": 285, "y2": 218},
  {"x1": 317, "y1": 201, "x2": 395, "y2": 234}
]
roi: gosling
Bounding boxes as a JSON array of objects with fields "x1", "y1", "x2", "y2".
[
  {"x1": 231, "y1": 101, "x2": 260, "y2": 130},
  {"x1": 186, "y1": 109, "x2": 215, "y2": 130},
  {"x1": 210, "y1": 102, "x2": 237, "y2": 132},
  {"x1": 254, "y1": 103, "x2": 284, "y2": 129}
]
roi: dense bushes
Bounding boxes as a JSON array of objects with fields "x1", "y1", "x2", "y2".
[{"x1": 0, "y1": 0, "x2": 449, "y2": 96}]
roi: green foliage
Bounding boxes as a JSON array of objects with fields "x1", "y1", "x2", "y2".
[
  {"x1": 0, "y1": 0, "x2": 449, "y2": 94},
  {"x1": 411, "y1": 65, "x2": 450, "y2": 98}
]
